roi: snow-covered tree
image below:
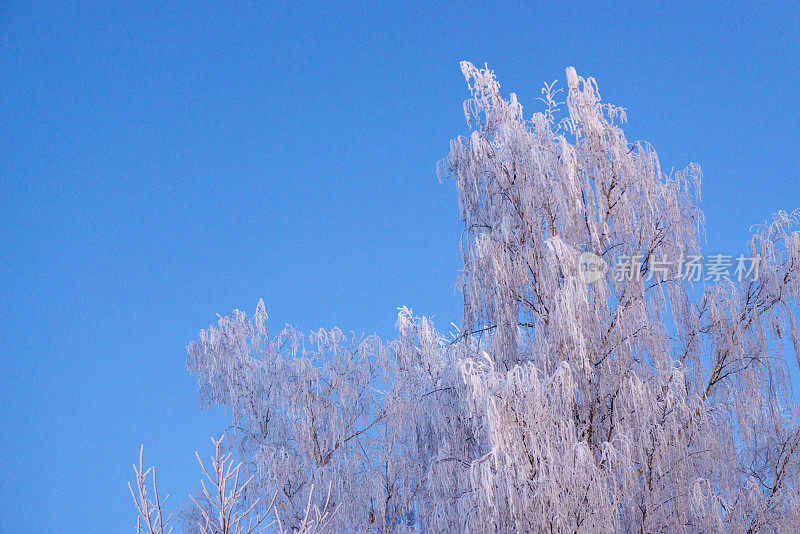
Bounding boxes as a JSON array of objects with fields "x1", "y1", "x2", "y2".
[{"x1": 135, "y1": 63, "x2": 800, "y2": 533}]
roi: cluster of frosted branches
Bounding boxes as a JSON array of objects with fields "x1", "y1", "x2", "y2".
[
  {"x1": 130, "y1": 446, "x2": 173, "y2": 534},
  {"x1": 182, "y1": 303, "x2": 424, "y2": 532},
  {"x1": 136, "y1": 63, "x2": 800, "y2": 532},
  {"x1": 132, "y1": 437, "x2": 338, "y2": 534},
  {"x1": 191, "y1": 435, "x2": 274, "y2": 534}
]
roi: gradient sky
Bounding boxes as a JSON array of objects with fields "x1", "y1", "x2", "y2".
[{"x1": 2, "y1": 1, "x2": 799, "y2": 531}]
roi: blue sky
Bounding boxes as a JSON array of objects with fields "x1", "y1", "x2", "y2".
[{"x1": 1, "y1": 1, "x2": 798, "y2": 531}]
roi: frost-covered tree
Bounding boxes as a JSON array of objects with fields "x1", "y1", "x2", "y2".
[{"x1": 135, "y1": 63, "x2": 800, "y2": 533}]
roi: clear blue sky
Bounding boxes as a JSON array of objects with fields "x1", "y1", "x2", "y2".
[{"x1": 1, "y1": 1, "x2": 798, "y2": 531}]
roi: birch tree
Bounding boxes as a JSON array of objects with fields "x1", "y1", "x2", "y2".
[{"x1": 135, "y1": 63, "x2": 800, "y2": 533}]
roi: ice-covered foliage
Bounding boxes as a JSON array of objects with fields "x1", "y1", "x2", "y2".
[{"x1": 136, "y1": 63, "x2": 800, "y2": 533}]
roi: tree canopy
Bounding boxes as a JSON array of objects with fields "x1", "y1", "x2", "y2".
[{"x1": 134, "y1": 63, "x2": 800, "y2": 533}]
